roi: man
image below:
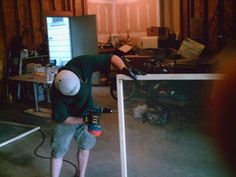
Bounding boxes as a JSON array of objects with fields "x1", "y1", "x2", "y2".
[{"x1": 50, "y1": 54, "x2": 139, "y2": 177}]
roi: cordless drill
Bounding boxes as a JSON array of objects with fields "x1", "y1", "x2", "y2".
[{"x1": 83, "y1": 107, "x2": 112, "y2": 137}]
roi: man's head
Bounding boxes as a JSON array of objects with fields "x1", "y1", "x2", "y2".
[{"x1": 54, "y1": 70, "x2": 81, "y2": 96}]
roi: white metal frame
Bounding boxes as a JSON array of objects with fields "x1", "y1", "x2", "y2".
[
  {"x1": 116, "y1": 73, "x2": 223, "y2": 177},
  {"x1": 0, "y1": 121, "x2": 40, "y2": 148}
]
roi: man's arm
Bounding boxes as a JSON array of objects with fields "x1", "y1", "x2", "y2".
[
  {"x1": 111, "y1": 54, "x2": 145, "y2": 80},
  {"x1": 111, "y1": 55, "x2": 126, "y2": 70}
]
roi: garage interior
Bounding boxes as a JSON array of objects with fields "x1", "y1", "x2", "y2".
[{"x1": 0, "y1": 0, "x2": 236, "y2": 177}]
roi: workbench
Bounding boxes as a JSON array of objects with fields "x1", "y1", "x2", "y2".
[{"x1": 9, "y1": 73, "x2": 52, "y2": 119}]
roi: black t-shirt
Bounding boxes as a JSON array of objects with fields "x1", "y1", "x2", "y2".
[{"x1": 51, "y1": 54, "x2": 113, "y2": 123}]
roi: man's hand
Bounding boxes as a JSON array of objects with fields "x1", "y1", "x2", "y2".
[
  {"x1": 121, "y1": 67, "x2": 146, "y2": 80},
  {"x1": 83, "y1": 113, "x2": 100, "y2": 125},
  {"x1": 83, "y1": 113, "x2": 102, "y2": 137}
]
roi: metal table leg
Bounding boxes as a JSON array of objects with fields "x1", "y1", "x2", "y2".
[{"x1": 33, "y1": 83, "x2": 39, "y2": 112}]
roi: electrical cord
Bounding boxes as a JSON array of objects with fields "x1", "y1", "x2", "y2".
[{"x1": 34, "y1": 129, "x2": 78, "y2": 177}]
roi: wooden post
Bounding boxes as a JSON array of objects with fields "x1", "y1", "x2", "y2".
[
  {"x1": 202, "y1": 0, "x2": 209, "y2": 47},
  {"x1": 180, "y1": 0, "x2": 190, "y2": 40},
  {"x1": 217, "y1": 0, "x2": 225, "y2": 49},
  {"x1": 27, "y1": 0, "x2": 34, "y2": 43}
]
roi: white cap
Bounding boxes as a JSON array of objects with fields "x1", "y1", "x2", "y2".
[{"x1": 54, "y1": 70, "x2": 81, "y2": 96}]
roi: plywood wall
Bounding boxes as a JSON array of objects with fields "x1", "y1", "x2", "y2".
[
  {"x1": 0, "y1": 0, "x2": 84, "y2": 52},
  {"x1": 0, "y1": 0, "x2": 85, "y2": 80},
  {"x1": 87, "y1": 0, "x2": 161, "y2": 43}
]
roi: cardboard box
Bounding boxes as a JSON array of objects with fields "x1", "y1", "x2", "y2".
[
  {"x1": 147, "y1": 27, "x2": 159, "y2": 36},
  {"x1": 147, "y1": 27, "x2": 169, "y2": 36}
]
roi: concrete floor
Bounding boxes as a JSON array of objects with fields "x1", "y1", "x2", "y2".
[{"x1": 0, "y1": 86, "x2": 233, "y2": 177}]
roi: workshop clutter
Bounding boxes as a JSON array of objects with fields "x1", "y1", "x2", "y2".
[
  {"x1": 24, "y1": 63, "x2": 58, "y2": 102},
  {"x1": 26, "y1": 63, "x2": 58, "y2": 81},
  {"x1": 133, "y1": 104, "x2": 167, "y2": 126}
]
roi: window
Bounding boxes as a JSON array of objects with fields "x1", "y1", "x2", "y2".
[
  {"x1": 51, "y1": 17, "x2": 65, "y2": 26},
  {"x1": 46, "y1": 17, "x2": 72, "y2": 66}
]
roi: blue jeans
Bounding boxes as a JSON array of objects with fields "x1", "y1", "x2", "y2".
[{"x1": 51, "y1": 123, "x2": 96, "y2": 158}]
